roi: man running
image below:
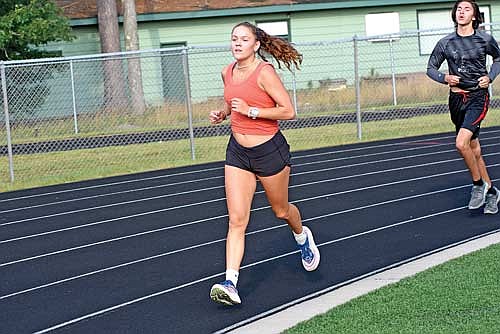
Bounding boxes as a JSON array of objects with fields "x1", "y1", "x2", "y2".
[{"x1": 427, "y1": 0, "x2": 500, "y2": 214}]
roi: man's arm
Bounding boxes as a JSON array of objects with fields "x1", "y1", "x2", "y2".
[
  {"x1": 487, "y1": 35, "x2": 500, "y2": 83},
  {"x1": 426, "y1": 41, "x2": 447, "y2": 84}
]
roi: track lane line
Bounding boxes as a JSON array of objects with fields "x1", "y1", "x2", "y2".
[
  {"x1": 5, "y1": 130, "x2": 499, "y2": 203},
  {"x1": 4, "y1": 139, "x2": 500, "y2": 219},
  {"x1": 3, "y1": 162, "x2": 500, "y2": 247},
  {"x1": 214, "y1": 228, "x2": 500, "y2": 333},
  {"x1": 0, "y1": 139, "x2": 464, "y2": 213},
  {"x1": 30, "y1": 203, "x2": 476, "y2": 334},
  {"x1": 5, "y1": 177, "x2": 498, "y2": 300},
  {"x1": 3, "y1": 135, "x2": 500, "y2": 212},
  {"x1": 4, "y1": 150, "x2": 498, "y2": 227}
]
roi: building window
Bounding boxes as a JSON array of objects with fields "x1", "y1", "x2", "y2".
[
  {"x1": 256, "y1": 20, "x2": 290, "y2": 40},
  {"x1": 365, "y1": 12, "x2": 400, "y2": 42},
  {"x1": 417, "y1": 6, "x2": 491, "y2": 55}
]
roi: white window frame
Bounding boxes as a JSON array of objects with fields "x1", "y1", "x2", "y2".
[
  {"x1": 365, "y1": 12, "x2": 400, "y2": 42},
  {"x1": 256, "y1": 20, "x2": 290, "y2": 40}
]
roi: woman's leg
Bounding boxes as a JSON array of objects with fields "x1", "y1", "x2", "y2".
[
  {"x1": 210, "y1": 165, "x2": 256, "y2": 305},
  {"x1": 257, "y1": 166, "x2": 302, "y2": 233},
  {"x1": 258, "y1": 165, "x2": 320, "y2": 271},
  {"x1": 224, "y1": 165, "x2": 257, "y2": 272}
]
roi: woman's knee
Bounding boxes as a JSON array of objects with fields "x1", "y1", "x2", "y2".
[
  {"x1": 273, "y1": 203, "x2": 291, "y2": 220},
  {"x1": 228, "y1": 213, "x2": 249, "y2": 231}
]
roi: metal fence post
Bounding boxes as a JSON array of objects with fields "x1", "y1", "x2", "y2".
[
  {"x1": 182, "y1": 48, "x2": 196, "y2": 160},
  {"x1": 70, "y1": 59, "x2": 79, "y2": 134},
  {"x1": 1, "y1": 62, "x2": 15, "y2": 182},
  {"x1": 353, "y1": 35, "x2": 362, "y2": 140},
  {"x1": 292, "y1": 69, "x2": 298, "y2": 115},
  {"x1": 389, "y1": 38, "x2": 397, "y2": 106}
]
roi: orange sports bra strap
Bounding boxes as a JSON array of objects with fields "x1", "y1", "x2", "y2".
[
  {"x1": 249, "y1": 61, "x2": 272, "y2": 79},
  {"x1": 225, "y1": 62, "x2": 237, "y2": 82}
]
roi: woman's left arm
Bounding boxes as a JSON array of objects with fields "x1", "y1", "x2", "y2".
[{"x1": 256, "y1": 66, "x2": 295, "y2": 120}]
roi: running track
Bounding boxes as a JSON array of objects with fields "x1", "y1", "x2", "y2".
[{"x1": 1, "y1": 129, "x2": 500, "y2": 334}]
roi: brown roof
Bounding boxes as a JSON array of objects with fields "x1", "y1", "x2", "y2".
[{"x1": 55, "y1": 0, "x2": 303, "y2": 19}]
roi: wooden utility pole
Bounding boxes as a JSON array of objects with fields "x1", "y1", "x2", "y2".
[
  {"x1": 122, "y1": 0, "x2": 146, "y2": 114},
  {"x1": 97, "y1": 0, "x2": 126, "y2": 110}
]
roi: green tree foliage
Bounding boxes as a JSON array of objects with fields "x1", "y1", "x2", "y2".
[
  {"x1": 0, "y1": 0, "x2": 74, "y2": 60},
  {"x1": 0, "y1": 1, "x2": 75, "y2": 119}
]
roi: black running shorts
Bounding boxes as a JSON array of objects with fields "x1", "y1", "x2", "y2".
[
  {"x1": 448, "y1": 88, "x2": 489, "y2": 139},
  {"x1": 225, "y1": 130, "x2": 291, "y2": 177}
]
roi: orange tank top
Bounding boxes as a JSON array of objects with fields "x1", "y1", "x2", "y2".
[{"x1": 224, "y1": 61, "x2": 279, "y2": 135}]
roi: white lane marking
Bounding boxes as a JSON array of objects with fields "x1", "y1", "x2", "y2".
[{"x1": 31, "y1": 204, "x2": 473, "y2": 334}]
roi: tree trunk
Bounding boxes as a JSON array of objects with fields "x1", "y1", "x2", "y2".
[
  {"x1": 97, "y1": 0, "x2": 127, "y2": 111},
  {"x1": 122, "y1": 0, "x2": 146, "y2": 114}
]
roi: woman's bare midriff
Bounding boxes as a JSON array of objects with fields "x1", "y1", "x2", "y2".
[{"x1": 233, "y1": 132, "x2": 274, "y2": 148}]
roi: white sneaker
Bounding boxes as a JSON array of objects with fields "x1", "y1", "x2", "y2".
[
  {"x1": 297, "y1": 226, "x2": 320, "y2": 271},
  {"x1": 484, "y1": 187, "x2": 500, "y2": 214},
  {"x1": 210, "y1": 280, "x2": 241, "y2": 305},
  {"x1": 468, "y1": 181, "x2": 488, "y2": 209}
]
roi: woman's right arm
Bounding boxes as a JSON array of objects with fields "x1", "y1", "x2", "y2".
[{"x1": 209, "y1": 66, "x2": 231, "y2": 124}]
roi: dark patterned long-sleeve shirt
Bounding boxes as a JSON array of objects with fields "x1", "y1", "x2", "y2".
[{"x1": 427, "y1": 30, "x2": 500, "y2": 90}]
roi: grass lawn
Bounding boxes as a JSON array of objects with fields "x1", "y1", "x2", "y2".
[{"x1": 284, "y1": 242, "x2": 500, "y2": 334}]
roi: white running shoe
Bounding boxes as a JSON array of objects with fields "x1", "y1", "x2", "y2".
[
  {"x1": 484, "y1": 187, "x2": 500, "y2": 214},
  {"x1": 210, "y1": 280, "x2": 241, "y2": 305},
  {"x1": 297, "y1": 226, "x2": 320, "y2": 271},
  {"x1": 468, "y1": 181, "x2": 488, "y2": 209}
]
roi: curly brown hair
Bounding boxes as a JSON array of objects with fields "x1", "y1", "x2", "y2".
[{"x1": 232, "y1": 22, "x2": 303, "y2": 71}]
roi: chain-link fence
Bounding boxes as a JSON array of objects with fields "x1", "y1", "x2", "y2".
[{"x1": 1, "y1": 24, "x2": 500, "y2": 190}]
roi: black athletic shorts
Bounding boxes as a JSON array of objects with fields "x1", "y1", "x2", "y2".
[
  {"x1": 448, "y1": 88, "x2": 489, "y2": 139},
  {"x1": 225, "y1": 130, "x2": 291, "y2": 177}
]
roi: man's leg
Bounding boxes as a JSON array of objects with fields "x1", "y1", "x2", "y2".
[
  {"x1": 470, "y1": 138, "x2": 491, "y2": 187},
  {"x1": 456, "y1": 129, "x2": 488, "y2": 209},
  {"x1": 470, "y1": 137, "x2": 500, "y2": 214},
  {"x1": 456, "y1": 128, "x2": 481, "y2": 181}
]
